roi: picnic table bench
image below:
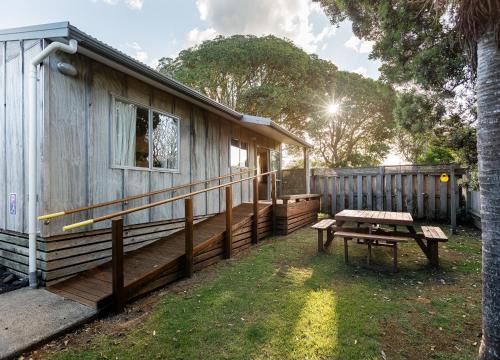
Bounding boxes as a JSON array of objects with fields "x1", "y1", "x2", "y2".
[
  {"x1": 331, "y1": 210, "x2": 448, "y2": 271},
  {"x1": 311, "y1": 219, "x2": 336, "y2": 252}
]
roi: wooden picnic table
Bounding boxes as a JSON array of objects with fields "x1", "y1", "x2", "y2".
[{"x1": 334, "y1": 209, "x2": 445, "y2": 268}]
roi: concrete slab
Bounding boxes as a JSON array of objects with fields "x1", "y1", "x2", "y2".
[{"x1": 0, "y1": 288, "x2": 97, "y2": 359}]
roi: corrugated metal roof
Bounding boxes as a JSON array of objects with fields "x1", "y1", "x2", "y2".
[{"x1": 0, "y1": 22, "x2": 311, "y2": 148}]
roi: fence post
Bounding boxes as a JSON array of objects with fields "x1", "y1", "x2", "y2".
[
  {"x1": 272, "y1": 173, "x2": 277, "y2": 235},
  {"x1": 253, "y1": 177, "x2": 259, "y2": 244},
  {"x1": 185, "y1": 197, "x2": 194, "y2": 277},
  {"x1": 450, "y1": 165, "x2": 457, "y2": 234},
  {"x1": 112, "y1": 218, "x2": 125, "y2": 313},
  {"x1": 225, "y1": 186, "x2": 233, "y2": 259},
  {"x1": 376, "y1": 167, "x2": 384, "y2": 211},
  {"x1": 417, "y1": 173, "x2": 424, "y2": 218}
]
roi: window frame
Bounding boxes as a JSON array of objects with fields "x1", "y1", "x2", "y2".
[{"x1": 110, "y1": 94, "x2": 181, "y2": 173}]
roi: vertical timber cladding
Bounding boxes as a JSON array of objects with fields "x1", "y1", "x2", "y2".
[
  {"x1": 311, "y1": 165, "x2": 466, "y2": 222},
  {"x1": 40, "y1": 51, "x2": 277, "y2": 238},
  {"x1": 1, "y1": 41, "x2": 44, "y2": 231}
]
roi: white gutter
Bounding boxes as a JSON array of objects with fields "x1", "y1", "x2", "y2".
[{"x1": 28, "y1": 39, "x2": 77, "y2": 288}]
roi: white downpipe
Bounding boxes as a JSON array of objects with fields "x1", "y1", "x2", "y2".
[{"x1": 28, "y1": 39, "x2": 77, "y2": 288}]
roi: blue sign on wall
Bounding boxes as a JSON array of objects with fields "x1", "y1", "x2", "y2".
[{"x1": 9, "y1": 193, "x2": 16, "y2": 215}]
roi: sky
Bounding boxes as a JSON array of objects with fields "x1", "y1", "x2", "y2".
[
  {"x1": 0, "y1": 0, "x2": 380, "y2": 79},
  {"x1": 1, "y1": 0, "x2": 405, "y2": 165}
]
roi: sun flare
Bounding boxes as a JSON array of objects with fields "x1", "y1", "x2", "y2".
[{"x1": 327, "y1": 102, "x2": 340, "y2": 115}]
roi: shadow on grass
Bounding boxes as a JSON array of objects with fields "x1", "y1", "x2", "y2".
[{"x1": 49, "y1": 223, "x2": 481, "y2": 360}]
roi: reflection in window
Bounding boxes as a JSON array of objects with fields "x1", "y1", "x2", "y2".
[
  {"x1": 231, "y1": 138, "x2": 250, "y2": 168},
  {"x1": 270, "y1": 150, "x2": 280, "y2": 171},
  {"x1": 240, "y1": 142, "x2": 249, "y2": 167},
  {"x1": 113, "y1": 100, "x2": 149, "y2": 168},
  {"x1": 231, "y1": 138, "x2": 240, "y2": 167},
  {"x1": 153, "y1": 112, "x2": 179, "y2": 169}
]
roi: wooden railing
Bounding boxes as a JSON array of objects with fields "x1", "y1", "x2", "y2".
[
  {"x1": 43, "y1": 171, "x2": 277, "y2": 313},
  {"x1": 37, "y1": 169, "x2": 256, "y2": 221}
]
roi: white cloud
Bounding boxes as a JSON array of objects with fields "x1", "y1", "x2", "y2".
[
  {"x1": 353, "y1": 66, "x2": 368, "y2": 77},
  {"x1": 344, "y1": 35, "x2": 374, "y2": 53},
  {"x1": 124, "y1": 42, "x2": 149, "y2": 64},
  {"x1": 188, "y1": 0, "x2": 336, "y2": 53},
  {"x1": 93, "y1": 0, "x2": 144, "y2": 10},
  {"x1": 186, "y1": 27, "x2": 218, "y2": 48}
]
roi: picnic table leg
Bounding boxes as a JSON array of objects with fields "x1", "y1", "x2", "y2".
[
  {"x1": 367, "y1": 241, "x2": 372, "y2": 266},
  {"x1": 428, "y1": 240, "x2": 439, "y2": 267},
  {"x1": 325, "y1": 227, "x2": 334, "y2": 249},
  {"x1": 392, "y1": 243, "x2": 398, "y2": 273},
  {"x1": 344, "y1": 238, "x2": 349, "y2": 263},
  {"x1": 317, "y1": 229, "x2": 325, "y2": 252}
]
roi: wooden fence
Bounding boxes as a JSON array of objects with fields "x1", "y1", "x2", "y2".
[{"x1": 311, "y1": 165, "x2": 467, "y2": 229}]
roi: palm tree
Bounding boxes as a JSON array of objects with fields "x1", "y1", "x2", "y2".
[{"x1": 454, "y1": 1, "x2": 500, "y2": 358}]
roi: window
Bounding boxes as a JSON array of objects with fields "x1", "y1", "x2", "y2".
[
  {"x1": 230, "y1": 138, "x2": 249, "y2": 168},
  {"x1": 112, "y1": 97, "x2": 180, "y2": 171},
  {"x1": 152, "y1": 112, "x2": 179, "y2": 169},
  {"x1": 270, "y1": 150, "x2": 280, "y2": 171}
]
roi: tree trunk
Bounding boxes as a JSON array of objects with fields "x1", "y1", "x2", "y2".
[{"x1": 477, "y1": 31, "x2": 500, "y2": 360}]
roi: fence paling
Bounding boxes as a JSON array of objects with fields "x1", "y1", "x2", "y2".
[{"x1": 309, "y1": 165, "x2": 465, "y2": 229}]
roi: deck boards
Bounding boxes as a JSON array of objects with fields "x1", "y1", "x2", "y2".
[{"x1": 48, "y1": 203, "x2": 271, "y2": 308}]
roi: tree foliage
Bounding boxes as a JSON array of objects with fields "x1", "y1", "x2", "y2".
[
  {"x1": 158, "y1": 35, "x2": 396, "y2": 167},
  {"x1": 314, "y1": 0, "x2": 478, "y2": 166},
  {"x1": 309, "y1": 71, "x2": 395, "y2": 167}
]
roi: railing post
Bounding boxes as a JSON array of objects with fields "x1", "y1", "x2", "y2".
[
  {"x1": 271, "y1": 173, "x2": 277, "y2": 235},
  {"x1": 185, "y1": 197, "x2": 194, "y2": 277},
  {"x1": 112, "y1": 218, "x2": 124, "y2": 313},
  {"x1": 253, "y1": 177, "x2": 259, "y2": 244},
  {"x1": 225, "y1": 186, "x2": 233, "y2": 259}
]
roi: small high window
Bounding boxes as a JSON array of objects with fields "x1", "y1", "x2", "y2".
[
  {"x1": 112, "y1": 98, "x2": 179, "y2": 171},
  {"x1": 230, "y1": 138, "x2": 249, "y2": 168}
]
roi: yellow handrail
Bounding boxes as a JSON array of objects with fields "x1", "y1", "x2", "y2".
[
  {"x1": 38, "y1": 169, "x2": 256, "y2": 221},
  {"x1": 63, "y1": 170, "x2": 277, "y2": 232}
]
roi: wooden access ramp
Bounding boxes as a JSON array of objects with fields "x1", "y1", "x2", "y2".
[{"x1": 48, "y1": 203, "x2": 272, "y2": 309}]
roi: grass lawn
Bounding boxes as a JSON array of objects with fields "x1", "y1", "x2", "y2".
[{"x1": 40, "y1": 222, "x2": 482, "y2": 360}]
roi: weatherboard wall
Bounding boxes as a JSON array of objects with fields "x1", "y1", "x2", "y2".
[{"x1": 0, "y1": 45, "x2": 280, "y2": 282}]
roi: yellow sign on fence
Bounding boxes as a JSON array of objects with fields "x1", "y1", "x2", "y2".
[{"x1": 440, "y1": 173, "x2": 449, "y2": 182}]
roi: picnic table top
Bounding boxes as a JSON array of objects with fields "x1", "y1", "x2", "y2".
[{"x1": 335, "y1": 210, "x2": 414, "y2": 226}]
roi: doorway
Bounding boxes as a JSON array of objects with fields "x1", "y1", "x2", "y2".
[{"x1": 257, "y1": 148, "x2": 269, "y2": 200}]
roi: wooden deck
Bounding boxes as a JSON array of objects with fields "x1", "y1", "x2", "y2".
[{"x1": 49, "y1": 203, "x2": 272, "y2": 309}]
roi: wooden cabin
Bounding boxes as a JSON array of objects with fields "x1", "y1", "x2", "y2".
[{"x1": 0, "y1": 22, "x2": 314, "y2": 289}]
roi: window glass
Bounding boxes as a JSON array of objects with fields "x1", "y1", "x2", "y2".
[
  {"x1": 230, "y1": 138, "x2": 240, "y2": 167},
  {"x1": 152, "y1": 112, "x2": 179, "y2": 169},
  {"x1": 113, "y1": 100, "x2": 149, "y2": 168},
  {"x1": 240, "y1": 142, "x2": 249, "y2": 167},
  {"x1": 270, "y1": 150, "x2": 280, "y2": 171},
  {"x1": 135, "y1": 107, "x2": 150, "y2": 167}
]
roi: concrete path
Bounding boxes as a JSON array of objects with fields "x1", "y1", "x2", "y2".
[{"x1": 0, "y1": 288, "x2": 97, "y2": 359}]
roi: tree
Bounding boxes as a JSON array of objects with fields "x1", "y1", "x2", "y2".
[
  {"x1": 159, "y1": 35, "x2": 396, "y2": 167},
  {"x1": 314, "y1": 0, "x2": 477, "y2": 165},
  {"x1": 315, "y1": 0, "x2": 500, "y2": 358},
  {"x1": 308, "y1": 71, "x2": 395, "y2": 167},
  {"x1": 157, "y1": 35, "x2": 320, "y2": 135}
]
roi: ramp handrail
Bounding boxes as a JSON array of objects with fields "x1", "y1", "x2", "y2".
[
  {"x1": 62, "y1": 170, "x2": 277, "y2": 231},
  {"x1": 38, "y1": 168, "x2": 256, "y2": 221}
]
